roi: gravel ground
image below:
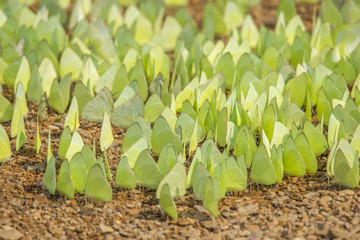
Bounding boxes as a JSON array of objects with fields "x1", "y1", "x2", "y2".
[{"x1": 1, "y1": 1, "x2": 359, "y2": 239}]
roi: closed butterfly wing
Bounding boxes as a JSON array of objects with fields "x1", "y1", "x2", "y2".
[
  {"x1": 250, "y1": 144, "x2": 277, "y2": 185},
  {"x1": 57, "y1": 159, "x2": 74, "y2": 199},
  {"x1": 116, "y1": 157, "x2": 137, "y2": 189},
  {"x1": 334, "y1": 150, "x2": 359, "y2": 189},
  {"x1": 158, "y1": 143, "x2": 178, "y2": 176},
  {"x1": 100, "y1": 112, "x2": 114, "y2": 151},
  {"x1": 152, "y1": 116, "x2": 182, "y2": 155},
  {"x1": 69, "y1": 152, "x2": 88, "y2": 194},
  {"x1": 133, "y1": 150, "x2": 163, "y2": 189},
  {"x1": 43, "y1": 156, "x2": 56, "y2": 195},
  {"x1": 48, "y1": 74, "x2": 71, "y2": 114},
  {"x1": 15, "y1": 116, "x2": 26, "y2": 151},
  {"x1": 203, "y1": 176, "x2": 219, "y2": 217},
  {"x1": 85, "y1": 164, "x2": 113, "y2": 202},
  {"x1": 303, "y1": 120, "x2": 328, "y2": 156},
  {"x1": 159, "y1": 183, "x2": 178, "y2": 220},
  {"x1": 37, "y1": 93, "x2": 48, "y2": 119},
  {"x1": 156, "y1": 161, "x2": 186, "y2": 199},
  {"x1": 58, "y1": 126, "x2": 72, "y2": 160},
  {"x1": 0, "y1": 94, "x2": 13, "y2": 122},
  {"x1": 66, "y1": 131, "x2": 84, "y2": 161},
  {"x1": 82, "y1": 87, "x2": 114, "y2": 123},
  {"x1": 294, "y1": 133, "x2": 317, "y2": 173},
  {"x1": 81, "y1": 144, "x2": 97, "y2": 172},
  {"x1": 283, "y1": 135, "x2": 305, "y2": 177},
  {"x1": 0, "y1": 125, "x2": 11, "y2": 162},
  {"x1": 64, "y1": 97, "x2": 79, "y2": 132},
  {"x1": 225, "y1": 156, "x2": 247, "y2": 191},
  {"x1": 122, "y1": 122, "x2": 144, "y2": 153},
  {"x1": 111, "y1": 94, "x2": 144, "y2": 129}
]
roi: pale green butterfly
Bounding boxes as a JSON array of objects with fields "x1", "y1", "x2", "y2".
[
  {"x1": 11, "y1": 102, "x2": 21, "y2": 138},
  {"x1": 65, "y1": 131, "x2": 84, "y2": 161},
  {"x1": 0, "y1": 94, "x2": 13, "y2": 122},
  {"x1": 69, "y1": 152, "x2": 88, "y2": 194},
  {"x1": 115, "y1": 157, "x2": 137, "y2": 189},
  {"x1": 122, "y1": 138, "x2": 148, "y2": 168},
  {"x1": 58, "y1": 126, "x2": 72, "y2": 160},
  {"x1": 46, "y1": 131, "x2": 52, "y2": 163},
  {"x1": 303, "y1": 120, "x2": 328, "y2": 156},
  {"x1": 283, "y1": 135, "x2": 306, "y2": 177},
  {"x1": 100, "y1": 112, "x2": 114, "y2": 152},
  {"x1": 156, "y1": 161, "x2": 186, "y2": 199},
  {"x1": 224, "y1": 156, "x2": 247, "y2": 191},
  {"x1": 192, "y1": 163, "x2": 221, "y2": 201},
  {"x1": 0, "y1": 124, "x2": 11, "y2": 162},
  {"x1": 144, "y1": 94, "x2": 165, "y2": 123},
  {"x1": 43, "y1": 156, "x2": 56, "y2": 195},
  {"x1": 14, "y1": 82, "x2": 28, "y2": 116},
  {"x1": 82, "y1": 87, "x2": 114, "y2": 123},
  {"x1": 73, "y1": 81, "x2": 93, "y2": 117},
  {"x1": 159, "y1": 183, "x2": 178, "y2": 219},
  {"x1": 85, "y1": 164, "x2": 113, "y2": 202},
  {"x1": 81, "y1": 144, "x2": 97, "y2": 172},
  {"x1": 334, "y1": 150, "x2": 359, "y2": 189},
  {"x1": 250, "y1": 144, "x2": 277, "y2": 185},
  {"x1": 186, "y1": 149, "x2": 201, "y2": 188},
  {"x1": 203, "y1": 176, "x2": 219, "y2": 217},
  {"x1": 60, "y1": 47, "x2": 83, "y2": 82},
  {"x1": 270, "y1": 145, "x2": 284, "y2": 183},
  {"x1": 294, "y1": 132, "x2": 317, "y2": 173},
  {"x1": 133, "y1": 150, "x2": 164, "y2": 189},
  {"x1": 122, "y1": 122, "x2": 144, "y2": 153},
  {"x1": 111, "y1": 94, "x2": 144, "y2": 129},
  {"x1": 157, "y1": 143, "x2": 178, "y2": 176},
  {"x1": 151, "y1": 116, "x2": 182, "y2": 155},
  {"x1": 103, "y1": 151, "x2": 112, "y2": 181},
  {"x1": 35, "y1": 117, "x2": 41, "y2": 154},
  {"x1": 57, "y1": 159, "x2": 75, "y2": 199},
  {"x1": 64, "y1": 96, "x2": 79, "y2": 133},
  {"x1": 15, "y1": 116, "x2": 26, "y2": 151},
  {"x1": 48, "y1": 74, "x2": 71, "y2": 114}
]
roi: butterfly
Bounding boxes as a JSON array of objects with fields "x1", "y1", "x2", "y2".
[{"x1": 37, "y1": 92, "x2": 48, "y2": 119}]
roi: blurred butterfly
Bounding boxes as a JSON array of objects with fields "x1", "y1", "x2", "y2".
[
  {"x1": 37, "y1": 93, "x2": 48, "y2": 119},
  {"x1": 149, "y1": 72, "x2": 164, "y2": 97}
]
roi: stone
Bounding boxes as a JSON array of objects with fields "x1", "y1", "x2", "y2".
[
  {"x1": 265, "y1": 192, "x2": 276, "y2": 200},
  {"x1": 237, "y1": 204, "x2": 259, "y2": 215},
  {"x1": 177, "y1": 219, "x2": 191, "y2": 226},
  {"x1": 194, "y1": 205, "x2": 207, "y2": 213},
  {"x1": 80, "y1": 204, "x2": 93, "y2": 215},
  {"x1": 272, "y1": 196, "x2": 289, "y2": 204},
  {"x1": 0, "y1": 228, "x2": 23, "y2": 240},
  {"x1": 318, "y1": 199, "x2": 327, "y2": 208},
  {"x1": 330, "y1": 227, "x2": 349, "y2": 238},
  {"x1": 126, "y1": 203, "x2": 135, "y2": 209},
  {"x1": 245, "y1": 223, "x2": 260, "y2": 232},
  {"x1": 304, "y1": 192, "x2": 319, "y2": 199},
  {"x1": 340, "y1": 189, "x2": 355, "y2": 196},
  {"x1": 99, "y1": 223, "x2": 114, "y2": 233},
  {"x1": 49, "y1": 226, "x2": 64, "y2": 236},
  {"x1": 238, "y1": 229, "x2": 251, "y2": 237},
  {"x1": 321, "y1": 196, "x2": 332, "y2": 202},
  {"x1": 200, "y1": 220, "x2": 218, "y2": 231}
]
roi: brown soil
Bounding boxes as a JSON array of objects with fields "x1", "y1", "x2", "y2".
[
  {"x1": 1, "y1": 1, "x2": 359, "y2": 240},
  {"x1": 250, "y1": 0, "x2": 320, "y2": 31}
]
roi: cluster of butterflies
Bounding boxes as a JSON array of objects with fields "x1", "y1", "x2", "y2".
[{"x1": 1, "y1": 0, "x2": 360, "y2": 219}]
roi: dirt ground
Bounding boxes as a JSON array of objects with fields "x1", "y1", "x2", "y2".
[{"x1": 1, "y1": 0, "x2": 360, "y2": 239}]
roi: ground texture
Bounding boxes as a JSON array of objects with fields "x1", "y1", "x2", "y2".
[{"x1": 1, "y1": 0, "x2": 360, "y2": 239}]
